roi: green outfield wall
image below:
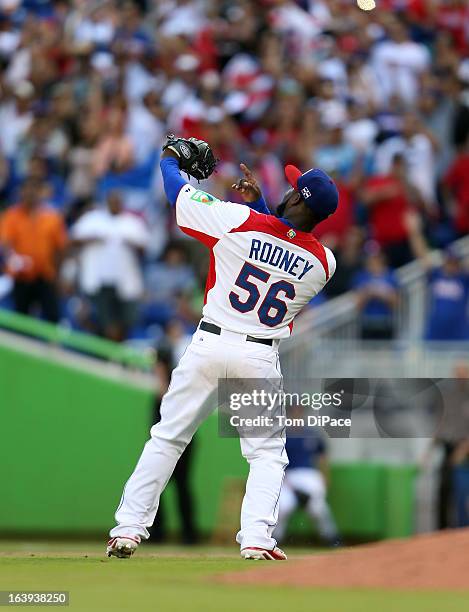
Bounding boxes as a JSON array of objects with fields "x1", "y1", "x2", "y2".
[{"x1": 0, "y1": 335, "x2": 416, "y2": 540}]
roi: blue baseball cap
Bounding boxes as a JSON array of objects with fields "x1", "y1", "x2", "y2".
[{"x1": 285, "y1": 165, "x2": 339, "y2": 220}]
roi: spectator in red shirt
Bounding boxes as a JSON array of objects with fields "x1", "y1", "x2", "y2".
[
  {"x1": 443, "y1": 149, "x2": 469, "y2": 237},
  {"x1": 436, "y1": 0, "x2": 469, "y2": 55},
  {"x1": 362, "y1": 154, "x2": 418, "y2": 268}
]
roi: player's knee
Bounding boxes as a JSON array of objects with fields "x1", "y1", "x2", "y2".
[
  {"x1": 244, "y1": 449, "x2": 288, "y2": 470},
  {"x1": 148, "y1": 427, "x2": 189, "y2": 456}
]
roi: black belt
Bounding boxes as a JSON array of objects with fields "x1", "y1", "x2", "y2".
[{"x1": 199, "y1": 321, "x2": 273, "y2": 346}]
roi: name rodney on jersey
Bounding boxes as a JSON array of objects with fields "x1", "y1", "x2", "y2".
[{"x1": 248, "y1": 239, "x2": 314, "y2": 280}]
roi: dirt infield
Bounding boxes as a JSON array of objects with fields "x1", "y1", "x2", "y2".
[{"x1": 223, "y1": 529, "x2": 469, "y2": 591}]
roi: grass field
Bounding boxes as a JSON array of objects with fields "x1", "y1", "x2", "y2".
[{"x1": 1, "y1": 541, "x2": 468, "y2": 612}]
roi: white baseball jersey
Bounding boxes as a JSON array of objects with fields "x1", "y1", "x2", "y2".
[{"x1": 176, "y1": 184, "x2": 336, "y2": 339}]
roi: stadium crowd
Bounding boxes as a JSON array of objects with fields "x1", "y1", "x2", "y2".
[{"x1": 0, "y1": 0, "x2": 468, "y2": 346}]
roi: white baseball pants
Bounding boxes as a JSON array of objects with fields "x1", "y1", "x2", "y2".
[{"x1": 110, "y1": 324, "x2": 288, "y2": 550}]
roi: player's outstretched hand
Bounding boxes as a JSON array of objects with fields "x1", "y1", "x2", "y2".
[
  {"x1": 232, "y1": 163, "x2": 262, "y2": 203},
  {"x1": 162, "y1": 134, "x2": 217, "y2": 181}
]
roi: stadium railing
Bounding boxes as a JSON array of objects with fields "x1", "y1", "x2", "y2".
[{"x1": 280, "y1": 235, "x2": 469, "y2": 379}]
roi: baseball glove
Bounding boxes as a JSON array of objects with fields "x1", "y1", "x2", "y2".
[{"x1": 162, "y1": 134, "x2": 217, "y2": 181}]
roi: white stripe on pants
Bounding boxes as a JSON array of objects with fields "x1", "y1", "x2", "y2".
[{"x1": 110, "y1": 326, "x2": 288, "y2": 550}]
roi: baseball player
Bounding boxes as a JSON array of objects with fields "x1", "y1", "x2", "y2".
[
  {"x1": 107, "y1": 136, "x2": 338, "y2": 561},
  {"x1": 275, "y1": 425, "x2": 340, "y2": 546}
]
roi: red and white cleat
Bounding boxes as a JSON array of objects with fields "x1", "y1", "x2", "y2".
[
  {"x1": 240, "y1": 546, "x2": 287, "y2": 560},
  {"x1": 106, "y1": 536, "x2": 140, "y2": 559}
]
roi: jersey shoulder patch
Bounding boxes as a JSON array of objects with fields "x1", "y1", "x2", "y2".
[{"x1": 189, "y1": 190, "x2": 219, "y2": 205}]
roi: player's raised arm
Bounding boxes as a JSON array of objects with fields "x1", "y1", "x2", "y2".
[
  {"x1": 160, "y1": 135, "x2": 251, "y2": 245},
  {"x1": 160, "y1": 153, "x2": 188, "y2": 206}
]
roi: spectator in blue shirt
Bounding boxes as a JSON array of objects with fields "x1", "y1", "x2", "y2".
[
  {"x1": 425, "y1": 251, "x2": 469, "y2": 341},
  {"x1": 406, "y1": 211, "x2": 469, "y2": 341},
  {"x1": 354, "y1": 242, "x2": 399, "y2": 340},
  {"x1": 315, "y1": 123, "x2": 358, "y2": 183}
]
